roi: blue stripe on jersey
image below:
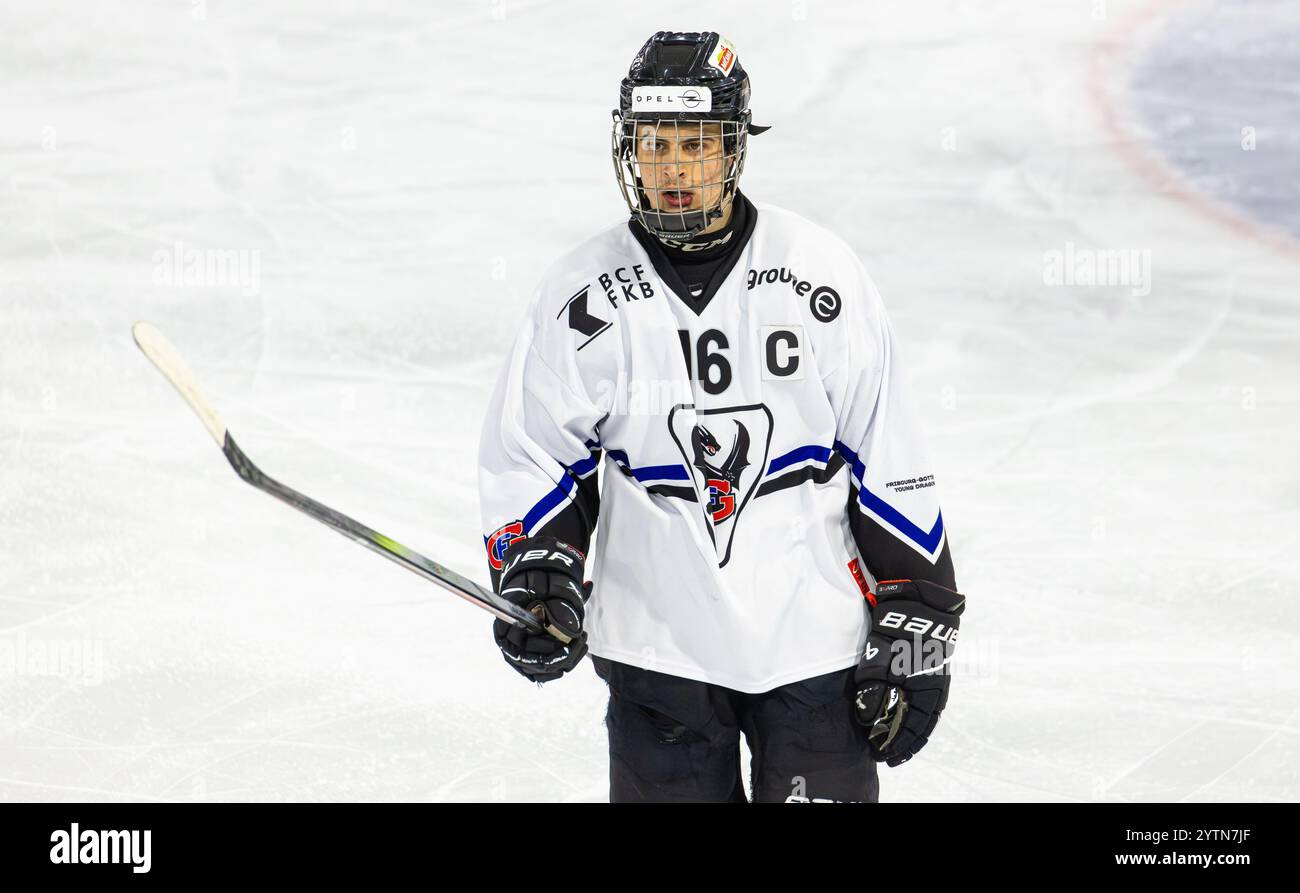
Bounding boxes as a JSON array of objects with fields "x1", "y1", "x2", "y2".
[
  {"x1": 767, "y1": 444, "x2": 834, "y2": 475},
  {"x1": 631, "y1": 463, "x2": 690, "y2": 482},
  {"x1": 605, "y1": 448, "x2": 688, "y2": 483},
  {"x1": 519, "y1": 450, "x2": 599, "y2": 533},
  {"x1": 522, "y1": 471, "x2": 576, "y2": 533},
  {"x1": 519, "y1": 447, "x2": 690, "y2": 533},
  {"x1": 860, "y1": 494, "x2": 946, "y2": 554},
  {"x1": 832, "y1": 440, "x2": 868, "y2": 484},
  {"x1": 833, "y1": 440, "x2": 944, "y2": 554},
  {"x1": 568, "y1": 453, "x2": 599, "y2": 478}
]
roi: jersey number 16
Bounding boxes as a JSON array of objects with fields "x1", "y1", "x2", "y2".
[{"x1": 678, "y1": 327, "x2": 804, "y2": 395}]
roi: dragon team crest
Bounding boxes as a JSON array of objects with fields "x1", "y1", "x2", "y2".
[{"x1": 668, "y1": 403, "x2": 773, "y2": 567}]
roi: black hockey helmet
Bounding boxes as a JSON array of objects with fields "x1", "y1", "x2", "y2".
[{"x1": 612, "y1": 32, "x2": 768, "y2": 239}]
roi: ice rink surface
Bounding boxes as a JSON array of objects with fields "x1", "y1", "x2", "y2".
[{"x1": 2, "y1": 0, "x2": 1297, "y2": 801}]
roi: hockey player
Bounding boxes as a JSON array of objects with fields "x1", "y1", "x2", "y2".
[{"x1": 478, "y1": 31, "x2": 965, "y2": 803}]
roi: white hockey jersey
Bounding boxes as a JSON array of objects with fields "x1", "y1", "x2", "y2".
[{"x1": 478, "y1": 201, "x2": 953, "y2": 693}]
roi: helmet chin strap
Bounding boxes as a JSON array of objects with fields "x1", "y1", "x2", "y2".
[
  {"x1": 633, "y1": 175, "x2": 739, "y2": 241},
  {"x1": 636, "y1": 202, "x2": 726, "y2": 240}
]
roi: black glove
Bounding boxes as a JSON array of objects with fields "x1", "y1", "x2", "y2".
[
  {"x1": 493, "y1": 536, "x2": 592, "y2": 683},
  {"x1": 853, "y1": 579, "x2": 965, "y2": 767}
]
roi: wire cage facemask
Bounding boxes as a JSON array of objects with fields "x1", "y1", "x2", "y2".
[{"x1": 611, "y1": 111, "x2": 752, "y2": 240}]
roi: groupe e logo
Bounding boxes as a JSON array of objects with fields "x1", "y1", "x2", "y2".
[{"x1": 744, "y1": 267, "x2": 842, "y2": 324}]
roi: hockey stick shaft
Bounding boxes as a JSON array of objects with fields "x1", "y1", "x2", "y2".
[{"x1": 131, "y1": 322, "x2": 560, "y2": 641}]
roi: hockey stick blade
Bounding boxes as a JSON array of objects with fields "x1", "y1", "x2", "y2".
[{"x1": 130, "y1": 321, "x2": 559, "y2": 640}]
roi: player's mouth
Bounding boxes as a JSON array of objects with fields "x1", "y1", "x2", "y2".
[{"x1": 660, "y1": 190, "x2": 695, "y2": 209}]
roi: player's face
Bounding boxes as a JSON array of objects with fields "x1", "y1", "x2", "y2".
[{"x1": 634, "y1": 121, "x2": 728, "y2": 214}]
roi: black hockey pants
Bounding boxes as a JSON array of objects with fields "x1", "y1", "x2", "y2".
[{"x1": 591, "y1": 655, "x2": 880, "y2": 803}]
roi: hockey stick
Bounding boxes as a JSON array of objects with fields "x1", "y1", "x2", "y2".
[{"x1": 130, "y1": 321, "x2": 567, "y2": 642}]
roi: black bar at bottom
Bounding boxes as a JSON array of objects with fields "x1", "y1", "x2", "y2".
[{"x1": 0, "y1": 802, "x2": 1283, "y2": 881}]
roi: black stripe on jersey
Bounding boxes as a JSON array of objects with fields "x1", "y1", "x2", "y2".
[
  {"x1": 646, "y1": 485, "x2": 697, "y2": 501},
  {"x1": 569, "y1": 458, "x2": 601, "y2": 537},
  {"x1": 755, "y1": 453, "x2": 846, "y2": 497},
  {"x1": 847, "y1": 483, "x2": 956, "y2": 591}
]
